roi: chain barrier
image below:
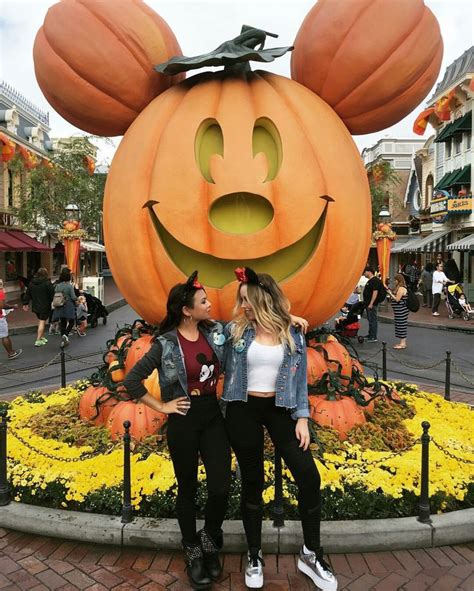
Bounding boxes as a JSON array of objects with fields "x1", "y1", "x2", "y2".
[
  {"x1": 431, "y1": 438, "x2": 474, "y2": 465},
  {"x1": 0, "y1": 352, "x2": 62, "y2": 375},
  {"x1": 386, "y1": 350, "x2": 445, "y2": 370},
  {"x1": 450, "y1": 360, "x2": 474, "y2": 387}
]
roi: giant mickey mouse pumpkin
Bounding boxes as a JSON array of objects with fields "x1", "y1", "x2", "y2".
[{"x1": 33, "y1": 1, "x2": 442, "y2": 325}]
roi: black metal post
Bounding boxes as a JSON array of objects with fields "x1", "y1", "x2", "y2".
[
  {"x1": 418, "y1": 421, "x2": 431, "y2": 524},
  {"x1": 382, "y1": 341, "x2": 387, "y2": 381},
  {"x1": 272, "y1": 449, "x2": 285, "y2": 528},
  {"x1": 444, "y1": 351, "x2": 451, "y2": 401},
  {"x1": 60, "y1": 343, "x2": 66, "y2": 388},
  {"x1": 0, "y1": 410, "x2": 10, "y2": 506},
  {"x1": 121, "y1": 420, "x2": 133, "y2": 524}
]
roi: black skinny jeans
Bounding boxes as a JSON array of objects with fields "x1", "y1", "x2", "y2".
[
  {"x1": 432, "y1": 292, "x2": 442, "y2": 313},
  {"x1": 225, "y1": 397, "x2": 322, "y2": 553},
  {"x1": 60, "y1": 318, "x2": 75, "y2": 336},
  {"x1": 167, "y1": 395, "x2": 231, "y2": 546}
]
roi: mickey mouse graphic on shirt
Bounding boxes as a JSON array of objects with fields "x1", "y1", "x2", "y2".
[{"x1": 189, "y1": 353, "x2": 218, "y2": 396}]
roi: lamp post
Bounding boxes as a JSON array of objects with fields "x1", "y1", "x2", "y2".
[
  {"x1": 373, "y1": 206, "x2": 396, "y2": 286},
  {"x1": 59, "y1": 203, "x2": 86, "y2": 280}
]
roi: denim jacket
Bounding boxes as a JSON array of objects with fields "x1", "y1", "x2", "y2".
[
  {"x1": 123, "y1": 322, "x2": 226, "y2": 402},
  {"x1": 222, "y1": 323, "x2": 309, "y2": 420}
]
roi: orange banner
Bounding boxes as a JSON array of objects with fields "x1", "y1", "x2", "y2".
[
  {"x1": 376, "y1": 237, "x2": 392, "y2": 285},
  {"x1": 64, "y1": 238, "x2": 81, "y2": 278}
]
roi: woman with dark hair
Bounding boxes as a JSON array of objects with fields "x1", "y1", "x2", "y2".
[
  {"x1": 123, "y1": 272, "x2": 230, "y2": 590},
  {"x1": 387, "y1": 273, "x2": 408, "y2": 349},
  {"x1": 22, "y1": 268, "x2": 55, "y2": 346},
  {"x1": 222, "y1": 268, "x2": 337, "y2": 591},
  {"x1": 51, "y1": 267, "x2": 77, "y2": 345}
]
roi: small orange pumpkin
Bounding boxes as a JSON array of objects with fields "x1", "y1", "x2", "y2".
[
  {"x1": 33, "y1": 0, "x2": 184, "y2": 136},
  {"x1": 109, "y1": 360, "x2": 125, "y2": 383},
  {"x1": 291, "y1": 0, "x2": 443, "y2": 134},
  {"x1": 79, "y1": 385, "x2": 118, "y2": 425},
  {"x1": 124, "y1": 335, "x2": 154, "y2": 375},
  {"x1": 314, "y1": 341, "x2": 353, "y2": 387},
  {"x1": 309, "y1": 393, "x2": 366, "y2": 440},
  {"x1": 306, "y1": 347, "x2": 327, "y2": 388},
  {"x1": 106, "y1": 400, "x2": 167, "y2": 441}
]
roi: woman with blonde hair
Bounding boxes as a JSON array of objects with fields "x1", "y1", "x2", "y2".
[
  {"x1": 222, "y1": 267, "x2": 337, "y2": 591},
  {"x1": 387, "y1": 273, "x2": 409, "y2": 349}
]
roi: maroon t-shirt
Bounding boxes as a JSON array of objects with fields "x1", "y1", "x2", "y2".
[{"x1": 177, "y1": 331, "x2": 219, "y2": 396}]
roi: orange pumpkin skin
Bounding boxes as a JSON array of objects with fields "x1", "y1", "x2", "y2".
[
  {"x1": 314, "y1": 341, "x2": 353, "y2": 387},
  {"x1": 143, "y1": 369, "x2": 161, "y2": 400},
  {"x1": 124, "y1": 335, "x2": 154, "y2": 375},
  {"x1": 291, "y1": 0, "x2": 443, "y2": 134},
  {"x1": 306, "y1": 348, "x2": 327, "y2": 387},
  {"x1": 106, "y1": 400, "x2": 167, "y2": 441},
  {"x1": 33, "y1": 0, "x2": 184, "y2": 136},
  {"x1": 104, "y1": 70, "x2": 371, "y2": 326},
  {"x1": 309, "y1": 394, "x2": 366, "y2": 440},
  {"x1": 79, "y1": 385, "x2": 118, "y2": 425},
  {"x1": 109, "y1": 360, "x2": 125, "y2": 383}
]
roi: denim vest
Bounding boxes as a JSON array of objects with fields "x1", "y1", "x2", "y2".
[
  {"x1": 222, "y1": 323, "x2": 309, "y2": 420},
  {"x1": 124, "y1": 322, "x2": 226, "y2": 402}
]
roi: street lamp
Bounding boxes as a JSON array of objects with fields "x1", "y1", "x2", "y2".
[
  {"x1": 378, "y1": 205, "x2": 391, "y2": 222},
  {"x1": 65, "y1": 203, "x2": 80, "y2": 222}
]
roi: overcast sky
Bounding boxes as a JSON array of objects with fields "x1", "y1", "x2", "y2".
[{"x1": 1, "y1": 0, "x2": 473, "y2": 165}]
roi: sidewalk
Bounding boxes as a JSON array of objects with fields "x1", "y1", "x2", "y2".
[
  {"x1": 7, "y1": 277, "x2": 126, "y2": 336},
  {"x1": 0, "y1": 527, "x2": 473, "y2": 590},
  {"x1": 379, "y1": 302, "x2": 474, "y2": 333}
]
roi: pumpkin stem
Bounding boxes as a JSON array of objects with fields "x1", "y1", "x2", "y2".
[{"x1": 155, "y1": 25, "x2": 293, "y2": 76}]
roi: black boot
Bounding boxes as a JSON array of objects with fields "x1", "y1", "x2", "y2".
[
  {"x1": 183, "y1": 543, "x2": 212, "y2": 590},
  {"x1": 198, "y1": 528, "x2": 223, "y2": 580}
]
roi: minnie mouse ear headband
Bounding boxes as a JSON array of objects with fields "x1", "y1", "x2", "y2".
[
  {"x1": 182, "y1": 270, "x2": 204, "y2": 301},
  {"x1": 234, "y1": 267, "x2": 272, "y2": 295}
]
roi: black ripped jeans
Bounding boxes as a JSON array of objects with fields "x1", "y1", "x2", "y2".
[
  {"x1": 167, "y1": 395, "x2": 231, "y2": 546},
  {"x1": 225, "y1": 397, "x2": 322, "y2": 553}
]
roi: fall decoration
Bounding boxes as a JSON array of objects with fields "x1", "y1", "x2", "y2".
[{"x1": 106, "y1": 400, "x2": 167, "y2": 441}]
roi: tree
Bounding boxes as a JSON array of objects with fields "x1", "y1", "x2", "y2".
[
  {"x1": 367, "y1": 159, "x2": 401, "y2": 230},
  {"x1": 10, "y1": 137, "x2": 106, "y2": 236}
]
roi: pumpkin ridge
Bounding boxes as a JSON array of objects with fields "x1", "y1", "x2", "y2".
[
  {"x1": 34, "y1": 28, "x2": 139, "y2": 126},
  {"x1": 342, "y1": 42, "x2": 443, "y2": 125},
  {"x1": 317, "y1": 0, "x2": 376, "y2": 98},
  {"x1": 333, "y1": 11, "x2": 441, "y2": 113},
  {"x1": 41, "y1": 22, "x2": 144, "y2": 114},
  {"x1": 77, "y1": 0, "x2": 163, "y2": 77}
]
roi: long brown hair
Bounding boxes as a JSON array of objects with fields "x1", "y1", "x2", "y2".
[
  {"x1": 232, "y1": 273, "x2": 295, "y2": 351},
  {"x1": 394, "y1": 273, "x2": 407, "y2": 290}
]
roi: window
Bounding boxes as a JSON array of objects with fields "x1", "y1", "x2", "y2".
[
  {"x1": 5, "y1": 252, "x2": 23, "y2": 281},
  {"x1": 425, "y1": 174, "x2": 433, "y2": 208},
  {"x1": 7, "y1": 170, "x2": 14, "y2": 207},
  {"x1": 466, "y1": 133, "x2": 471, "y2": 150},
  {"x1": 445, "y1": 139, "x2": 452, "y2": 158},
  {"x1": 454, "y1": 134, "x2": 462, "y2": 154}
]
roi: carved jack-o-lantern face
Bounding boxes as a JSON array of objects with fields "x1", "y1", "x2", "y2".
[{"x1": 104, "y1": 70, "x2": 371, "y2": 325}]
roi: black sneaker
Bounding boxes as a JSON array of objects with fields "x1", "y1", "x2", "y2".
[{"x1": 366, "y1": 337, "x2": 378, "y2": 343}]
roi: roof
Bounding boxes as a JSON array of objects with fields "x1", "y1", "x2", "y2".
[
  {"x1": 0, "y1": 230, "x2": 52, "y2": 252},
  {"x1": 429, "y1": 46, "x2": 474, "y2": 102}
]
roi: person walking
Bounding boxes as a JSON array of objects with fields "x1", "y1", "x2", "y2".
[
  {"x1": 123, "y1": 272, "x2": 230, "y2": 590},
  {"x1": 419, "y1": 263, "x2": 434, "y2": 308},
  {"x1": 222, "y1": 267, "x2": 337, "y2": 591},
  {"x1": 432, "y1": 261, "x2": 451, "y2": 316},
  {"x1": 22, "y1": 267, "x2": 55, "y2": 346},
  {"x1": 387, "y1": 274, "x2": 408, "y2": 349},
  {"x1": 0, "y1": 279, "x2": 22, "y2": 360},
  {"x1": 51, "y1": 268, "x2": 78, "y2": 346},
  {"x1": 362, "y1": 266, "x2": 384, "y2": 342}
]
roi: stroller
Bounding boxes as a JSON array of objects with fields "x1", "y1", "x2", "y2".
[
  {"x1": 335, "y1": 301, "x2": 365, "y2": 343},
  {"x1": 83, "y1": 290, "x2": 108, "y2": 328},
  {"x1": 445, "y1": 283, "x2": 470, "y2": 321}
]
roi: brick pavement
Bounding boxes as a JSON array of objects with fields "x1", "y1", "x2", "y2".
[{"x1": 0, "y1": 528, "x2": 473, "y2": 590}]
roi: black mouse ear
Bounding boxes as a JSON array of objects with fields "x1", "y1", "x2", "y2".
[
  {"x1": 196, "y1": 353, "x2": 207, "y2": 364},
  {"x1": 290, "y1": 0, "x2": 443, "y2": 135}
]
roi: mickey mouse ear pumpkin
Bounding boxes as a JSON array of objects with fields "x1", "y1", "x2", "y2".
[
  {"x1": 291, "y1": 0, "x2": 443, "y2": 135},
  {"x1": 33, "y1": 0, "x2": 184, "y2": 137}
]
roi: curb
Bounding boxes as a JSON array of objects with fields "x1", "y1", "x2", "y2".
[
  {"x1": 378, "y1": 314, "x2": 474, "y2": 334},
  {"x1": 9, "y1": 298, "x2": 127, "y2": 336},
  {"x1": 0, "y1": 503, "x2": 473, "y2": 553}
]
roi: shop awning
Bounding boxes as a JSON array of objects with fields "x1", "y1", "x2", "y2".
[
  {"x1": 400, "y1": 236, "x2": 428, "y2": 252},
  {"x1": 401, "y1": 230, "x2": 451, "y2": 253},
  {"x1": 391, "y1": 238, "x2": 415, "y2": 253},
  {"x1": 434, "y1": 168, "x2": 462, "y2": 190},
  {"x1": 434, "y1": 111, "x2": 472, "y2": 143},
  {"x1": 81, "y1": 241, "x2": 106, "y2": 252},
  {"x1": 435, "y1": 121, "x2": 455, "y2": 143},
  {"x1": 0, "y1": 230, "x2": 52, "y2": 252},
  {"x1": 447, "y1": 234, "x2": 474, "y2": 251},
  {"x1": 449, "y1": 164, "x2": 471, "y2": 186}
]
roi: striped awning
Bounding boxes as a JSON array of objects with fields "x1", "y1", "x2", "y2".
[
  {"x1": 401, "y1": 230, "x2": 451, "y2": 253},
  {"x1": 447, "y1": 234, "x2": 474, "y2": 251},
  {"x1": 391, "y1": 238, "x2": 417, "y2": 253}
]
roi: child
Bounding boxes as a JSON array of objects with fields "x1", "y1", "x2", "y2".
[
  {"x1": 76, "y1": 295, "x2": 88, "y2": 336},
  {"x1": 0, "y1": 279, "x2": 22, "y2": 359},
  {"x1": 458, "y1": 293, "x2": 473, "y2": 313}
]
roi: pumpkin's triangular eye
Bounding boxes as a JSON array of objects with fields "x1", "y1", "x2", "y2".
[
  {"x1": 195, "y1": 119, "x2": 224, "y2": 183},
  {"x1": 252, "y1": 118, "x2": 282, "y2": 182}
]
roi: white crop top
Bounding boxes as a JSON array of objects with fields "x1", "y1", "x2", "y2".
[{"x1": 247, "y1": 340, "x2": 284, "y2": 392}]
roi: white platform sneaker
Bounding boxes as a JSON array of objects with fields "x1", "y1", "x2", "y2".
[
  {"x1": 297, "y1": 546, "x2": 338, "y2": 590},
  {"x1": 245, "y1": 550, "x2": 264, "y2": 589}
]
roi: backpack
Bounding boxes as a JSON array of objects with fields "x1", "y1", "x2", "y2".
[
  {"x1": 374, "y1": 283, "x2": 387, "y2": 305},
  {"x1": 406, "y1": 288, "x2": 420, "y2": 313},
  {"x1": 52, "y1": 291, "x2": 66, "y2": 308}
]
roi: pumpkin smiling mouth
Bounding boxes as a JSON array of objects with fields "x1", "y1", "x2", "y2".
[{"x1": 144, "y1": 200, "x2": 329, "y2": 288}]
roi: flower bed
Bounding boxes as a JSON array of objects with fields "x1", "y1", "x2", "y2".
[{"x1": 3, "y1": 382, "x2": 473, "y2": 520}]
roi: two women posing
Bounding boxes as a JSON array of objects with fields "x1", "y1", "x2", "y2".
[{"x1": 124, "y1": 268, "x2": 337, "y2": 591}]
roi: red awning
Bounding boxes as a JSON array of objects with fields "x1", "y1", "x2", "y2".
[{"x1": 0, "y1": 230, "x2": 52, "y2": 252}]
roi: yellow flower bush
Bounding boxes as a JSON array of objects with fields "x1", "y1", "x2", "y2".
[{"x1": 4, "y1": 383, "x2": 473, "y2": 520}]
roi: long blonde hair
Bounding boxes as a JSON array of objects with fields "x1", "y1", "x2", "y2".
[{"x1": 231, "y1": 273, "x2": 295, "y2": 352}]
